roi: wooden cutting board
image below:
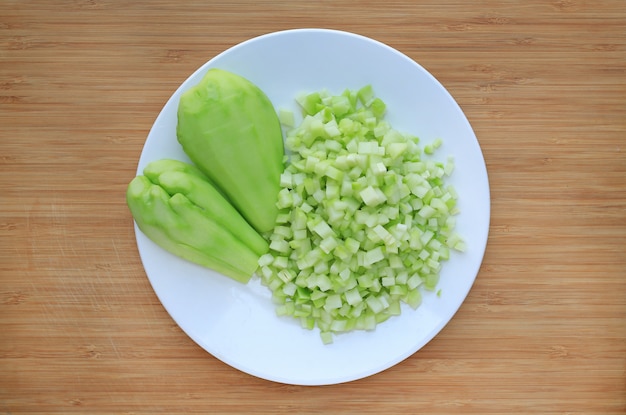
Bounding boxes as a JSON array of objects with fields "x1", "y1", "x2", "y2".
[{"x1": 1, "y1": 1, "x2": 624, "y2": 413}]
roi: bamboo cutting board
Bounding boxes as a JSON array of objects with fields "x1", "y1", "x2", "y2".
[{"x1": 1, "y1": 1, "x2": 625, "y2": 414}]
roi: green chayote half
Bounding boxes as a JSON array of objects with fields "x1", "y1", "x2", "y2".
[
  {"x1": 176, "y1": 68, "x2": 285, "y2": 234},
  {"x1": 127, "y1": 159, "x2": 268, "y2": 283}
]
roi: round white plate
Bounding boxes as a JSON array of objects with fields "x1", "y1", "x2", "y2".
[{"x1": 134, "y1": 28, "x2": 490, "y2": 386}]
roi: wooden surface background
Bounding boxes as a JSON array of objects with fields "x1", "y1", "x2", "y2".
[{"x1": 1, "y1": 1, "x2": 625, "y2": 413}]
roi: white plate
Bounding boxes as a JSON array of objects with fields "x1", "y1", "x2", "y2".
[{"x1": 134, "y1": 28, "x2": 490, "y2": 385}]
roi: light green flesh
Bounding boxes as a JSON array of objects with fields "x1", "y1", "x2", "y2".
[
  {"x1": 143, "y1": 159, "x2": 268, "y2": 256},
  {"x1": 127, "y1": 160, "x2": 269, "y2": 284},
  {"x1": 260, "y1": 86, "x2": 464, "y2": 343},
  {"x1": 176, "y1": 68, "x2": 285, "y2": 234}
]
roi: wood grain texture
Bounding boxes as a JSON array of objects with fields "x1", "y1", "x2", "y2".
[{"x1": 1, "y1": 0, "x2": 624, "y2": 413}]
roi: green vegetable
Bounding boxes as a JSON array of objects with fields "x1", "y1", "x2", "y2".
[
  {"x1": 127, "y1": 159, "x2": 269, "y2": 284},
  {"x1": 177, "y1": 68, "x2": 285, "y2": 234},
  {"x1": 259, "y1": 87, "x2": 463, "y2": 343}
]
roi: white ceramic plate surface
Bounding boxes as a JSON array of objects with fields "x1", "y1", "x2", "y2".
[{"x1": 134, "y1": 28, "x2": 490, "y2": 386}]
